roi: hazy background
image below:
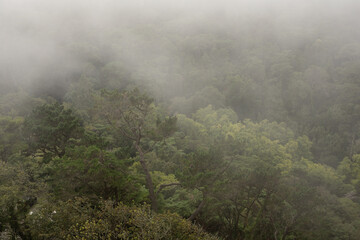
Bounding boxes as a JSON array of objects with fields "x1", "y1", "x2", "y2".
[{"x1": 1, "y1": 0, "x2": 359, "y2": 97}]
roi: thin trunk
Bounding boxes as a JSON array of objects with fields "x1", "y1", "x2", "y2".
[
  {"x1": 135, "y1": 143, "x2": 158, "y2": 212},
  {"x1": 188, "y1": 192, "x2": 206, "y2": 221},
  {"x1": 350, "y1": 132, "x2": 356, "y2": 161},
  {"x1": 281, "y1": 226, "x2": 289, "y2": 240},
  {"x1": 9, "y1": 207, "x2": 31, "y2": 240},
  {"x1": 274, "y1": 230, "x2": 278, "y2": 240},
  {"x1": 187, "y1": 159, "x2": 233, "y2": 222}
]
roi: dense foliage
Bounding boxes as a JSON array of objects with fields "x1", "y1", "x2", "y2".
[{"x1": 1, "y1": 1, "x2": 360, "y2": 239}]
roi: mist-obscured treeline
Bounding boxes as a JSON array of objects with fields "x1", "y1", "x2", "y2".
[{"x1": 1, "y1": 0, "x2": 360, "y2": 239}]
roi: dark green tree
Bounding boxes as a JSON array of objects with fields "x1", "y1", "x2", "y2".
[{"x1": 24, "y1": 102, "x2": 84, "y2": 158}]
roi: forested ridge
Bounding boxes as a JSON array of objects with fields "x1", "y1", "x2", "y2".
[{"x1": 1, "y1": 0, "x2": 360, "y2": 239}]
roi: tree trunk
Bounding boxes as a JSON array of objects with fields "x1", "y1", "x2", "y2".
[
  {"x1": 135, "y1": 143, "x2": 158, "y2": 212},
  {"x1": 188, "y1": 192, "x2": 206, "y2": 221}
]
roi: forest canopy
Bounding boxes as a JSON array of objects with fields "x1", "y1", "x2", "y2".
[{"x1": 1, "y1": 0, "x2": 360, "y2": 239}]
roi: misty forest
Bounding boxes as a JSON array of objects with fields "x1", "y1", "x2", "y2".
[{"x1": 1, "y1": 0, "x2": 360, "y2": 239}]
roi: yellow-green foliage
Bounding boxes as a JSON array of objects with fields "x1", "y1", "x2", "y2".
[{"x1": 27, "y1": 198, "x2": 218, "y2": 240}]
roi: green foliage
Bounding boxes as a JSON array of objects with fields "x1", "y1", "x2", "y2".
[
  {"x1": 27, "y1": 198, "x2": 218, "y2": 240},
  {"x1": 0, "y1": 157, "x2": 46, "y2": 238},
  {"x1": 0, "y1": 116, "x2": 26, "y2": 162},
  {"x1": 52, "y1": 145, "x2": 142, "y2": 203},
  {"x1": 3, "y1": 7, "x2": 360, "y2": 238},
  {"x1": 24, "y1": 102, "x2": 84, "y2": 158}
]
